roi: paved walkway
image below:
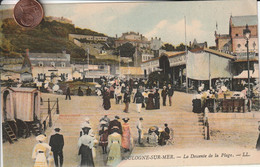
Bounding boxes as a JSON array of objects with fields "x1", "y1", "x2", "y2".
[{"x1": 2, "y1": 92, "x2": 260, "y2": 167}]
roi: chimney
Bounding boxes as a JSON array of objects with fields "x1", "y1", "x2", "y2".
[
  {"x1": 159, "y1": 38, "x2": 161, "y2": 41},
  {"x1": 116, "y1": 34, "x2": 118, "y2": 39},
  {"x1": 189, "y1": 41, "x2": 191, "y2": 47}
]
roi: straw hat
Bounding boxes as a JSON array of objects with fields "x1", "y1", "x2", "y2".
[
  {"x1": 82, "y1": 123, "x2": 91, "y2": 128},
  {"x1": 100, "y1": 120, "x2": 107, "y2": 125},
  {"x1": 150, "y1": 126, "x2": 156, "y2": 131},
  {"x1": 36, "y1": 134, "x2": 47, "y2": 142}
]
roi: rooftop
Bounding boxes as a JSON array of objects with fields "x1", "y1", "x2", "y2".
[
  {"x1": 231, "y1": 15, "x2": 257, "y2": 27},
  {"x1": 190, "y1": 48, "x2": 235, "y2": 60},
  {"x1": 29, "y1": 52, "x2": 70, "y2": 60}
]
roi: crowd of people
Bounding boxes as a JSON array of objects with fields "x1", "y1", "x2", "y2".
[
  {"x1": 31, "y1": 113, "x2": 173, "y2": 167},
  {"x1": 88, "y1": 77, "x2": 176, "y2": 113}
]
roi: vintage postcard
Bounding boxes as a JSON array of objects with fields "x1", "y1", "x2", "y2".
[{"x1": 0, "y1": 0, "x2": 260, "y2": 166}]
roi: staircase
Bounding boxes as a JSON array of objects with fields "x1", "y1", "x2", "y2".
[
  {"x1": 2, "y1": 122, "x2": 18, "y2": 144},
  {"x1": 56, "y1": 111, "x2": 205, "y2": 142}
]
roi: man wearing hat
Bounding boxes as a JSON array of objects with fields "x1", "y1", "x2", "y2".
[
  {"x1": 108, "y1": 116, "x2": 122, "y2": 135},
  {"x1": 49, "y1": 128, "x2": 64, "y2": 167},
  {"x1": 99, "y1": 115, "x2": 110, "y2": 127}
]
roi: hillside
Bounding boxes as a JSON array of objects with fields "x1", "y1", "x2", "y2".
[{"x1": 0, "y1": 17, "x2": 114, "y2": 63}]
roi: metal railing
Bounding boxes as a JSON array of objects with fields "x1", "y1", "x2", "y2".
[{"x1": 41, "y1": 98, "x2": 60, "y2": 131}]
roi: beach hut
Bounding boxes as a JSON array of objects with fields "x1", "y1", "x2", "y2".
[
  {"x1": 2, "y1": 87, "x2": 41, "y2": 122},
  {"x1": 2, "y1": 87, "x2": 41, "y2": 143}
]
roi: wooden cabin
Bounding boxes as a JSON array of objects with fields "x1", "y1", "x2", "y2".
[
  {"x1": 2, "y1": 87, "x2": 41, "y2": 122},
  {"x1": 2, "y1": 87, "x2": 41, "y2": 143}
]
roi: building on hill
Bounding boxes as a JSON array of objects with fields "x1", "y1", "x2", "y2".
[
  {"x1": 115, "y1": 32, "x2": 150, "y2": 49},
  {"x1": 45, "y1": 16, "x2": 73, "y2": 24},
  {"x1": 28, "y1": 50, "x2": 73, "y2": 83},
  {"x1": 69, "y1": 34, "x2": 108, "y2": 43}
]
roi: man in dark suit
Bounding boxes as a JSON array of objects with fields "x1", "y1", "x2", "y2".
[
  {"x1": 49, "y1": 128, "x2": 64, "y2": 167},
  {"x1": 65, "y1": 86, "x2": 71, "y2": 100},
  {"x1": 167, "y1": 84, "x2": 174, "y2": 106},
  {"x1": 108, "y1": 116, "x2": 122, "y2": 135}
]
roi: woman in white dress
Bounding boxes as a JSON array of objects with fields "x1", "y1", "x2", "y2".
[
  {"x1": 32, "y1": 134, "x2": 53, "y2": 167},
  {"x1": 107, "y1": 127, "x2": 122, "y2": 167}
]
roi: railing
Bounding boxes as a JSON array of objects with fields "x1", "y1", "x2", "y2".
[
  {"x1": 204, "y1": 119, "x2": 210, "y2": 140},
  {"x1": 41, "y1": 98, "x2": 59, "y2": 131}
]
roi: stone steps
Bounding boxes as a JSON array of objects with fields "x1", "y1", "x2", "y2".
[{"x1": 55, "y1": 111, "x2": 204, "y2": 139}]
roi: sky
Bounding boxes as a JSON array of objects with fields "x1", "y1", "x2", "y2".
[{"x1": 1, "y1": 0, "x2": 258, "y2": 46}]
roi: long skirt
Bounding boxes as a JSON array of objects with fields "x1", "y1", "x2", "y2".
[
  {"x1": 154, "y1": 98, "x2": 160, "y2": 109},
  {"x1": 256, "y1": 133, "x2": 260, "y2": 150},
  {"x1": 79, "y1": 145, "x2": 95, "y2": 167},
  {"x1": 103, "y1": 98, "x2": 111, "y2": 110},
  {"x1": 107, "y1": 143, "x2": 121, "y2": 167},
  {"x1": 34, "y1": 153, "x2": 49, "y2": 167},
  {"x1": 146, "y1": 98, "x2": 154, "y2": 110},
  {"x1": 122, "y1": 132, "x2": 131, "y2": 149}
]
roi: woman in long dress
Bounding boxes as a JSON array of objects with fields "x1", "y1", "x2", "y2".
[
  {"x1": 107, "y1": 128, "x2": 122, "y2": 167},
  {"x1": 32, "y1": 134, "x2": 52, "y2": 167},
  {"x1": 154, "y1": 89, "x2": 160, "y2": 109},
  {"x1": 256, "y1": 125, "x2": 260, "y2": 151},
  {"x1": 103, "y1": 88, "x2": 111, "y2": 110},
  {"x1": 146, "y1": 90, "x2": 155, "y2": 110},
  {"x1": 121, "y1": 118, "x2": 131, "y2": 152},
  {"x1": 99, "y1": 126, "x2": 109, "y2": 154},
  {"x1": 78, "y1": 127, "x2": 95, "y2": 167}
]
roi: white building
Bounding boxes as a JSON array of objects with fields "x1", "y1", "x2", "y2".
[{"x1": 29, "y1": 51, "x2": 73, "y2": 82}]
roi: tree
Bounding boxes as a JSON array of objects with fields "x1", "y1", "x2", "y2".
[
  {"x1": 161, "y1": 43, "x2": 175, "y2": 51},
  {"x1": 117, "y1": 42, "x2": 136, "y2": 58},
  {"x1": 175, "y1": 43, "x2": 186, "y2": 51}
]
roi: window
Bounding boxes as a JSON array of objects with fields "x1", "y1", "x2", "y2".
[
  {"x1": 51, "y1": 62, "x2": 55, "y2": 67},
  {"x1": 236, "y1": 34, "x2": 238, "y2": 37},
  {"x1": 61, "y1": 62, "x2": 66, "y2": 67},
  {"x1": 38, "y1": 62, "x2": 43, "y2": 67},
  {"x1": 237, "y1": 44, "x2": 241, "y2": 48}
]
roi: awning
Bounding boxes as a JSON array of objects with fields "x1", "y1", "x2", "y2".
[
  {"x1": 233, "y1": 70, "x2": 254, "y2": 79},
  {"x1": 252, "y1": 70, "x2": 259, "y2": 78}
]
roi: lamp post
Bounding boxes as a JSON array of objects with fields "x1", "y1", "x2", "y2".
[{"x1": 243, "y1": 24, "x2": 251, "y2": 112}]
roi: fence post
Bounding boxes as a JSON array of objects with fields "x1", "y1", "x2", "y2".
[
  {"x1": 205, "y1": 120, "x2": 210, "y2": 140},
  {"x1": 56, "y1": 98, "x2": 60, "y2": 114},
  {"x1": 48, "y1": 98, "x2": 52, "y2": 127}
]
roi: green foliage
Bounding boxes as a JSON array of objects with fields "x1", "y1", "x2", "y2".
[
  {"x1": 161, "y1": 43, "x2": 175, "y2": 51},
  {"x1": 117, "y1": 42, "x2": 136, "y2": 58},
  {"x1": 148, "y1": 71, "x2": 169, "y2": 88},
  {"x1": 1, "y1": 18, "x2": 105, "y2": 61},
  {"x1": 161, "y1": 43, "x2": 190, "y2": 51}
]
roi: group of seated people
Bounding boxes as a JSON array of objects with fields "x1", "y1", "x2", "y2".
[{"x1": 146, "y1": 124, "x2": 172, "y2": 146}]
